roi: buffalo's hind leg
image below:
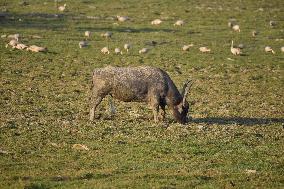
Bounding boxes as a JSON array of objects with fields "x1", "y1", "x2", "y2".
[
  {"x1": 159, "y1": 103, "x2": 166, "y2": 121},
  {"x1": 152, "y1": 105, "x2": 159, "y2": 123},
  {"x1": 108, "y1": 95, "x2": 116, "y2": 116}
]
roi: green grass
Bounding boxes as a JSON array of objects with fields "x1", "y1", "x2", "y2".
[{"x1": 0, "y1": 0, "x2": 283, "y2": 188}]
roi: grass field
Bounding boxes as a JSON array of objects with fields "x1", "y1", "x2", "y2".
[{"x1": 0, "y1": 0, "x2": 283, "y2": 188}]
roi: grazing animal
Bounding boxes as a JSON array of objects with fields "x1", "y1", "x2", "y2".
[
  {"x1": 26, "y1": 45, "x2": 47, "y2": 52},
  {"x1": 182, "y1": 44, "x2": 194, "y2": 51},
  {"x1": 151, "y1": 19, "x2": 162, "y2": 25},
  {"x1": 230, "y1": 40, "x2": 241, "y2": 55},
  {"x1": 124, "y1": 43, "x2": 131, "y2": 52},
  {"x1": 89, "y1": 66, "x2": 192, "y2": 124},
  {"x1": 58, "y1": 4, "x2": 66, "y2": 12},
  {"x1": 281, "y1": 47, "x2": 284, "y2": 53},
  {"x1": 139, "y1": 48, "x2": 149, "y2": 54},
  {"x1": 199, "y1": 47, "x2": 211, "y2": 53},
  {"x1": 228, "y1": 21, "x2": 233, "y2": 28},
  {"x1": 79, "y1": 40, "x2": 88, "y2": 48},
  {"x1": 174, "y1": 20, "x2": 184, "y2": 26},
  {"x1": 101, "y1": 47, "x2": 110, "y2": 54},
  {"x1": 265, "y1": 46, "x2": 275, "y2": 54}
]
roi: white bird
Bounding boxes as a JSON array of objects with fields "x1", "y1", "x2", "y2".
[
  {"x1": 269, "y1": 21, "x2": 276, "y2": 27},
  {"x1": 117, "y1": 16, "x2": 129, "y2": 22},
  {"x1": 232, "y1": 25, "x2": 240, "y2": 32},
  {"x1": 6, "y1": 39, "x2": 18, "y2": 48},
  {"x1": 14, "y1": 43, "x2": 28, "y2": 50},
  {"x1": 8, "y1": 34, "x2": 20, "y2": 41},
  {"x1": 199, "y1": 47, "x2": 211, "y2": 53},
  {"x1": 238, "y1": 43, "x2": 245, "y2": 49},
  {"x1": 124, "y1": 43, "x2": 131, "y2": 52},
  {"x1": 281, "y1": 47, "x2": 284, "y2": 53},
  {"x1": 79, "y1": 41, "x2": 88, "y2": 48},
  {"x1": 101, "y1": 31, "x2": 112, "y2": 38},
  {"x1": 182, "y1": 44, "x2": 194, "y2": 51},
  {"x1": 265, "y1": 46, "x2": 275, "y2": 54},
  {"x1": 114, "y1": 48, "x2": 122, "y2": 54},
  {"x1": 139, "y1": 48, "x2": 149, "y2": 54},
  {"x1": 230, "y1": 40, "x2": 241, "y2": 55},
  {"x1": 84, "y1": 31, "x2": 91, "y2": 38},
  {"x1": 101, "y1": 47, "x2": 110, "y2": 54},
  {"x1": 252, "y1": 30, "x2": 258, "y2": 37},
  {"x1": 58, "y1": 4, "x2": 66, "y2": 12},
  {"x1": 151, "y1": 19, "x2": 162, "y2": 25},
  {"x1": 174, "y1": 20, "x2": 184, "y2": 26},
  {"x1": 26, "y1": 45, "x2": 47, "y2": 52}
]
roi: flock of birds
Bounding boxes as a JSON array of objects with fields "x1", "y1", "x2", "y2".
[
  {"x1": 3, "y1": 2, "x2": 284, "y2": 56},
  {"x1": 77, "y1": 16, "x2": 283, "y2": 56},
  {"x1": 75, "y1": 16, "x2": 213, "y2": 55},
  {"x1": 3, "y1": 34, "x2": 47, "y2": 52},
  {"x1": 76, "y1": 19, "x2": 199, "y2": 55}
]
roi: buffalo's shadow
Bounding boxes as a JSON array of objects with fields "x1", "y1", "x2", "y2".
[{"x1": 192, "y1": 117, "x2": 284, "y2": 126}]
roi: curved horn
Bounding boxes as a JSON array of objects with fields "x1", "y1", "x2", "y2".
[
  {"x1": 181, "y1": 79, "x2": 191, "y2": 96},
  {"x1": 181, "y1": 79, "x2": 192, "y2": 106}
]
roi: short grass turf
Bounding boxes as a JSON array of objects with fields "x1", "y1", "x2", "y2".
[{"x1": 0, "y1": 0, "x2": 283, "y2": 188}]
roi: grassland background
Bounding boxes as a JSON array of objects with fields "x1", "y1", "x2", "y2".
[{"x1": 0, "y1": 0, "x2": 283, "y2": 188}]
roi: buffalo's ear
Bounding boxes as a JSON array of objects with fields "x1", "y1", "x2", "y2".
[{"x1": 181, "y1": 79, "x2": 192, "y2": 106}]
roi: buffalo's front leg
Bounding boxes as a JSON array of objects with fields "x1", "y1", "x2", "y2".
[
  {"x1": 90, "y1": 96, "x2": 103, "y2": 121},
  {"x1": 149, "y1": 95, "x2": 160, "y2": 123}
]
